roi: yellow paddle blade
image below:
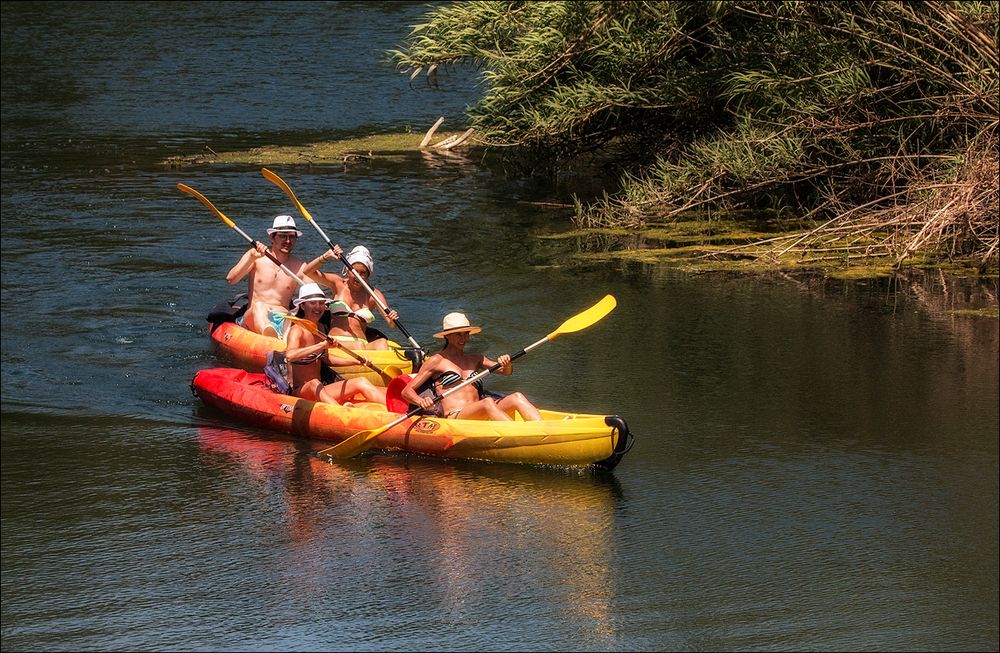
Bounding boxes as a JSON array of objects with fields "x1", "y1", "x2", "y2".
[
  {"x1": 261, "y1": 168, "x2": 315, "y2": 223},
  {"x1": 274, "y1": 312, "x2": 320, "y2": 336},
  {"x1": 547, "y1": 294, "x2": 616, "y2": 339},
  {"x1": 177, "y1": 183, "x2": 236, "y2": 229},
  {"x1": 317, "y1": 427, "x2": 387, "y2": 460}
]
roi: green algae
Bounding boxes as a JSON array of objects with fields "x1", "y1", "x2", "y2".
[
  {"x1": 947, "y1": 308, "x2": 999, "y2": 318},
  {"x1": 163, "y1": 131, "x2": 473, "y2": 166}
]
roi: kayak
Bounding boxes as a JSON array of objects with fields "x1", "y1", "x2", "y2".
[
  {"x1": 205, "y1": 295, "x2": 417, "y2": 385},
  {"x1": 209, "y1": 321, "x2": 414, "y2": 384},
  {"x1": 191, "y1": 367, "x2": 633, "y2": 470}
]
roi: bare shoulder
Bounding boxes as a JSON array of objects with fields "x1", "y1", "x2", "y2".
[
  {"x1": 285, "y1": 323, "x2": 305, "y2": 345},
  {"x1": 421, "y1": 353, "x2": 447, "y2": 371}
]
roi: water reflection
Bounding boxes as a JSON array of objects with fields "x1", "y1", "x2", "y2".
[{"x1": 195, "y1": 425, "x2": 625, "y2": 644}]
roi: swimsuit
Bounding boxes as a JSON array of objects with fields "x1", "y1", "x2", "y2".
[
  {"x1": 424, "y1": 371, "x2": 486, "y2": 418},
  {"x1": 293, "y1": 352, "x2": 324, "y2": 365},
  {"x1": 328, "y1": 334, "x2": 366, "y2": 344},
  {"x1": 349, "y1": 307, "x2": 375, "y2": 326},
  {"x1": 289, "y1": 349, "x2": 344, "y2": 396},
  {"x1": 435, "y1": 371, "x2": 486, "y2": 397},
  {"x1": 236, "y1": 310, "x2": 287, "y2": 338}
]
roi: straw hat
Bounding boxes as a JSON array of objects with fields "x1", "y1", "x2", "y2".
[{"x1": 433, "y1": 312, "x2": 482, "y2": 338}]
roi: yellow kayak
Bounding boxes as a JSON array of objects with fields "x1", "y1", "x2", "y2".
[{"x1": 209, "y1": 321, "x2": 414, "y2": 384}]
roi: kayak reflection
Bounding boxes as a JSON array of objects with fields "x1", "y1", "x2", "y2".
[{"x1": 195, "y1": 425, "x2": 624, "y2": 643}]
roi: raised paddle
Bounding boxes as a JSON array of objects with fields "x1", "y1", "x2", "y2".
[
  {"x1": 315, "y1": 294, "x2": 618, "y2": 461},
  {"x1": 260, "y1": 168, "x2": 424, "y2": 353},
  {"x1": 177, "y1": 183, "x2": 307, "y2": 285},
  {"x1": 276, "y1": 312, "x2": 403, "y2": 383}
]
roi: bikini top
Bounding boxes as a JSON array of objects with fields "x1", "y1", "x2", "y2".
[
  {"x1": 291, "y1": 351, "x2": 324, "y2": 365},
  {"x1": 350, "y1": 306, "x2": 375, "y2": 326},
  {"x1": 433, "y1": 371, "x2": 485, "y2": 398}
]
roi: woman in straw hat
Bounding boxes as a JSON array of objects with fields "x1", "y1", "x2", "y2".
[
  {"x1": 301, "y1": 243, "x2": 400, "y2": 350},
  {"x1": 284, "y1": 283, "x2": 387, "y2": 405},
  {"x1": 400, "y1": 312, "x2": 542, "y2": 421}
]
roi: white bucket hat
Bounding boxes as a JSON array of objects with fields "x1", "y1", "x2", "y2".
[
  {"x1": 292, "y1": 283, "x2": 334, "y2": 308},
  {"x1": 266, "y1": 214, "x2": 303, "y2": 237},
  {"x1": 345, "y1": 245, "x2": 374, "y2": 276},
  {"x1": 433, "y1": 312, "x2": 482, "y2": 338}
]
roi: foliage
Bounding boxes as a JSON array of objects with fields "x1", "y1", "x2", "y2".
[{"x1": 391, "y1": 1, "x2": 999, "y2": 267}]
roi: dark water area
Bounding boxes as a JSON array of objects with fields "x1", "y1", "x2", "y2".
[{"x1": 2, "y1": 3, "x2": 998, "y2": 651}]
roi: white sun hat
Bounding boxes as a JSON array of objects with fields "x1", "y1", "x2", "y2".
[
  {"x1": 345, "y1": 245, "x2": 374, "y2": 276},
  {"x1": 292, "y1": 283, "x2": 334, "y2": 308},
  {"x1": 266, "y1": 214, "x2": 303, "y2": 237}
]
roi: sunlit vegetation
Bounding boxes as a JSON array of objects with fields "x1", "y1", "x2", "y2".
[
  {"x1": 163, "y1": 130, "x2": 470, "y2": 166},
  {"x1": 391, "y1": 1, "x2": 998, "y2": 271}
]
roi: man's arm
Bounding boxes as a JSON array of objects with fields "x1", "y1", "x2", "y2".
[{"x1": 227, "y1": 244, "x2": 265, "y2": 285}]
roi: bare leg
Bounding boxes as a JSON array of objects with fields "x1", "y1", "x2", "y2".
[
  {"x1": 294, "y1": 379, "x2": 323, "y2": 401},
  {"x1": 451, "y1": 398, "x2": 513, "y2": 421},
  {"x1": 497, "y1": 392, "x2": 542, "y2": 421},
  {"x1": 246, "y1": 302, "x2": 280, "y2": 337},
  {"x1": 320, "y1": 378, "x2": 387, "y2": 404}
]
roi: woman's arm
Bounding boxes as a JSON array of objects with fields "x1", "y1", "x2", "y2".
[
  {"x1": 481, "y1": 353, "x2": 513, "y2": 376},
  {"x1": 302, "y1": 245, "x2": 344, "y2": 287},
  {"x1": 284, "y1": 325, "x2": 329, "y2": 362},
  {"x1": 370, "y1": 288, "x2": 398, "y2": 326},
  {"x1": 400, "y1": 360, "x2": 439, "y2": 409}
]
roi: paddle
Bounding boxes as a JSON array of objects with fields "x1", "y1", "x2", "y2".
[
  {"x1": 315, "y1": 294, "x2": 618, "y2": 461},
  {"x1": 177, "y1": 183, "x2": 306, "y2": 285},
  {"x1": 260, "y1": 168, "x2": 424, "y2": 353},
  {"x1": 276, "y1": 312, "x2": 403, "y2": 383}
]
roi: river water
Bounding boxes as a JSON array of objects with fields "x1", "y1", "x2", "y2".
[{"x1": 2, "y1": 3, "x2": 997, "y2": 651}]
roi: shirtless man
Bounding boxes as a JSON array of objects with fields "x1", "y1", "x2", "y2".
[
  {"x1": 400, "y1": 312, "x2": 542, "y2": 421},
  {"x1": 301, "y1": 244, "x2": 399, "y2": 350},
  {"x1": 284, "y1": 283, "x2": 387, "y2": 405},
  {"x1": 226, "y1": 215, "x2": 309, "y2": 337}
]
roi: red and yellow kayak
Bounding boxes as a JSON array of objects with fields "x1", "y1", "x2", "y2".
[{"x1": 191, "y1": 367, "x2": 632, "y2": 470}]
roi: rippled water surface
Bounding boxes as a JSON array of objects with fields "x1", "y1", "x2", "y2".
[{"x1": 2, "y1": 3, "x2": 998, "y2": 651}]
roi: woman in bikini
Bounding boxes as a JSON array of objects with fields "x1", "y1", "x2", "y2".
[
  {"x1": 301, "y1": 244, "x2": 399, "y2": 351},
  {"x1": 400, "y1": 312, "x2": 542, "y2": 421},
  {"x1": 284, "y1": 283, "x2": 387, "y2": 405}
]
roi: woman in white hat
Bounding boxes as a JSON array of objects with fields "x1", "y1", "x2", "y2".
[
  {"x1": 226, "y1": 214, "x2": 309, "y2": 338},
  {"x1": 301, "y1": 244, "x2": 400, "y2": 350},
  {"x1": 399, "y1": 312, "x2": 542, "y2": 421},
  {"x1": 284, "y1": 283, "x2": 388, "y2": 405}
]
